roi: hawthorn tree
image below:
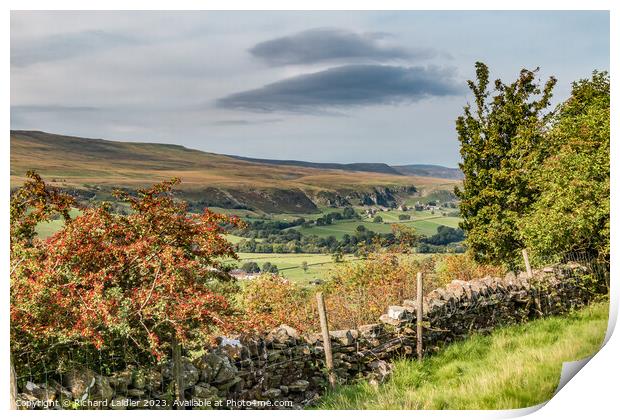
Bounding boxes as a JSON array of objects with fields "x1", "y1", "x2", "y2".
[
  {"x1": 10, "y1": 171, "x2": 74, "y2": 247},
  {"x1": 455, "y1": 62, "x2": 557, "y2": 265},
  {"x1": 10, "y1": 173, "x2": 244, "y2": 374}
]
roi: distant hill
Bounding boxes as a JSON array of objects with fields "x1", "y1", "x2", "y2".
[
  {"x1": 10, "y1": 130, "x2": 461, "y2": 213},
  {"x1": 225, "y1": 156, "x2": 463, "y2": 180},
  {"x1": 226, "y1": 155, "x2": 402, "y2": 175},
  {"x1": 393, "y1": 164, "x2": 463, "y2": 180}
]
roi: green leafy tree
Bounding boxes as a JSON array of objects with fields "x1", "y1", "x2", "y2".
[
  {"x1": 241, "y1": 261, "x2": 260, "y2": 273},
  {"x1": 261, "y1": 262, "x2": 279, "y2": 274},
  {"x1": 342, "y1": 207, "x2": 357, "y2": 219},
  {"x1": 332, "y1": 250, "x2": 344, "y2": 263},
  {"x1": 518, "y1": 72, "x2": 610, "y2": 263},
  {"x1": 455, "y1": 62, "x2": 556, "y2": 265},
  {"x1": 391, "y1": 224, "x2": 419, "y2": 252}
]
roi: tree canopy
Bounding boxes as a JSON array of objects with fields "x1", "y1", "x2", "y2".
[
  {"x1": 518, "y1": 71, "x2": 610, "y2": 263},
  {"x1": 11, "y1": 174, "x2": 244, "y2": 371},
  {"x1": 455, "y1": 62, "x2": 557, "y2": 265},
  {"x1": 456, "y1": 63, "x2": 609, "y2": 266}
]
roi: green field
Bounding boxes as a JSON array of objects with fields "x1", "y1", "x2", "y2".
[
  {"x1": 231, "y1": 252, "x2": 432, "y2": 284},
  {"x1": 206, "y1": 207, "x2": 263, "y2": 219},
  {"x1": 270, "y1": 207, "x2": 340, "y2": 221},
  {"x1": 232, "y1": 252, "x2": 360, "y2": 284},
  {"x1": 223, "y1": 234, "x2": 257, "y2": 244},
  {"x1": 215, "y1": 206, "x2": 352, "y2": 223},
  {"x1": 403, "y1": 189, "x2": 458, "y2": 205},
  {"x1": 34, "y1": 208, "x2": 460, "y2": 246},
  {"x1": 35, "y1": 208, "x2": 82, "y2": 239},
  {"x1": 291, "y1": 212, "x2": 462, "y2": 239},
  {"x1": 317, "y1": 300, "x2": 609, "y2": 410}
]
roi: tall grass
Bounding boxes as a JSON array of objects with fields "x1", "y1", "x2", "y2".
[{"x1": 317, "y1": 300, "x2": 609, "y2": 410}]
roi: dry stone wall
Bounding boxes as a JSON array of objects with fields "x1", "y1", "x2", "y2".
[{"x1": 17, "y1": 263, "x2": 602, "y2": 409}]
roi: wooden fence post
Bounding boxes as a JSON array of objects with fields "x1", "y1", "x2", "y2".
[
  {"x1": 416, "y1": 272, "x2": 424, "y2": 362},
  {"x1": 316, "y1": 292, "x2": 336, "y2": 388},
  {"x1": 522, "y1": 249, "x2": 533, "y2": 279},
  {"x1": 172, "y1": 339, "x2": 185, "y2": 409}
]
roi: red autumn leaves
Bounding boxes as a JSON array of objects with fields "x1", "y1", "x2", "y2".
[{"x1": 11, "y1": 174, "x2": 244, "y2": 359}]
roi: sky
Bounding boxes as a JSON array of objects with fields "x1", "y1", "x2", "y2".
[{"x1": 10, "y1": 11, "x2": 609, "y2": 166}]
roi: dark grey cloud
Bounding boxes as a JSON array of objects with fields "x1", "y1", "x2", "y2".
[
  {"x1": 249, "y1": 28, "x2": 434, "y2": 66},
  {"x1": 11, "y1": 30, "x2": 136, "y2": 67},
  {"x1": 216, "y1": 65, "x2": 463, "y2": 113}
]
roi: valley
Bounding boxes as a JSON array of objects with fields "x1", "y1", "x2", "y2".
[{"x1": 13, "y1": 130, "x2": 465, "y2": 285}]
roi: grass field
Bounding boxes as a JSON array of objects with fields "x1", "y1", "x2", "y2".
[
  {"x1": 291, "y1": 212, "x2": 462, "y2": 239},
  {"x1": 223, "y1": 234, "x2": 260, "y2": 244},
  {"x1": 317, "y1": 300, "x2": 609, "y2": 410},
  {"x1": 34, "y1": 208, "x2": 460, "y2": 249},
  {"x1": 35, "y1": 208, "x2": 82, "y2": 239},
  {"x1": 233, "y1": 252, "x2": 360, "y2": 284},
  {"x1": 35, "y1": 219, "x2": 66, "y2": 239},
  {"x1": 231, "y1": 252, "x2": 432, "y2": 284}
]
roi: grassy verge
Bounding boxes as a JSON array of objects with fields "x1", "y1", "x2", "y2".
[{"x1": 316, "y1": 300, "x2": 609, "y2": 410}]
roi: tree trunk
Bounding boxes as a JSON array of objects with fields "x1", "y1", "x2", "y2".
[{"x1": 172, "y1": 339, "x2": 185, "y2": 409}]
